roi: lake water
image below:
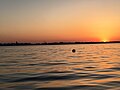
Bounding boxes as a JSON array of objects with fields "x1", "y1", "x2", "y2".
[{"x1": 0, "y1": 44, "x2": 120, "y2": 90}]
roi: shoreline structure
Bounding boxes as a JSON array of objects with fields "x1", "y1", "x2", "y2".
[{"x1": 0, "y1": 41, "x2": 120, "y2": 46}]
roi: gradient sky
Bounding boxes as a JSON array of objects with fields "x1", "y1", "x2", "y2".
[{"x1": 0, "y1": 0, "x2": 120, "y2": 42}]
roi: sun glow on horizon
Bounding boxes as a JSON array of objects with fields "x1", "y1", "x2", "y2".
[
  {"x1": 0, "y1": 0, "x2": 120, "y2": 42},
  {"x1": 102, "y1": 39, "x2": 109, "y2": 42}
]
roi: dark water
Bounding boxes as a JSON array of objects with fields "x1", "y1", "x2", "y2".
[{"x1": 0, "y1": 44, "x2": 120, "y2": 90}]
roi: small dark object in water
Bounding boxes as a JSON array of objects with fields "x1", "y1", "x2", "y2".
[{"x1": 72, "y1": 49, "x2": 76, "y2": 53}]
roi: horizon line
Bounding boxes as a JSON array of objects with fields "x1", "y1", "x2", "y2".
[
  {"x1": 0, "y1": 41, "x2": 120, "y2": 46},
  {"x1": 0, "y1": 40, "x2": 120, "y2": 43}
]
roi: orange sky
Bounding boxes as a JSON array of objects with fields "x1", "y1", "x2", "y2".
[{"x1": 0, "y1": 0, "x2": 120, "y2": 42}]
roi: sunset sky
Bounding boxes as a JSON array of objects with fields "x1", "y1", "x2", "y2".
[{"x1": 0, "y1": 0, "x2": 120, "y2": 43}]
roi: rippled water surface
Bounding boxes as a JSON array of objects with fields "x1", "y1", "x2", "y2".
[{"x1": 0, "y1": 44, "x2": 120, "y2": 90}]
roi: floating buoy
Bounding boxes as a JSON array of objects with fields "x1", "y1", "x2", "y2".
[{"x1": 72, "y1": 49, "x2": 76, "y2": 53}]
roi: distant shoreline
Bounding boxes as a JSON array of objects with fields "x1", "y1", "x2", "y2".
[{"x1": 0, "y1": 41, "x2": 120, "y2": 46}]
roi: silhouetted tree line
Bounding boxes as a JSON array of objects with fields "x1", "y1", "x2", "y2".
[{"x1": 0, "y1": 41, "x2": 120, "y2": 46}]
